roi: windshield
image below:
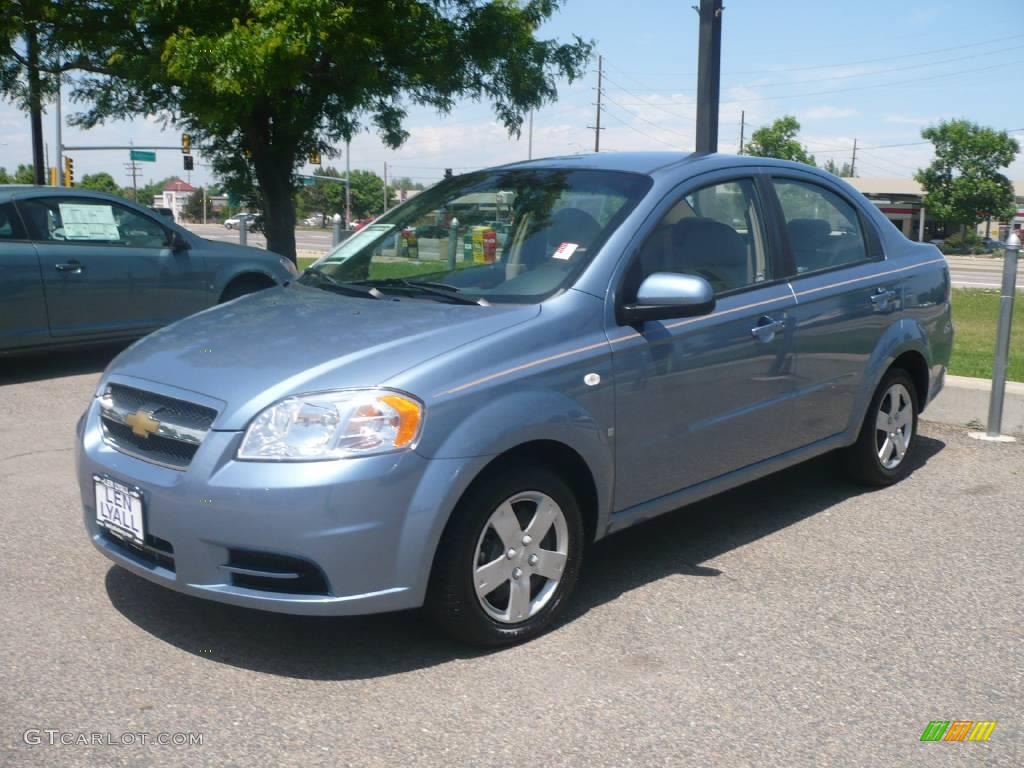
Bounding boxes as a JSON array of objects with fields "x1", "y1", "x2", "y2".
[{"x1": 299, "y1": 168, "x2": 651, "y2": 303}]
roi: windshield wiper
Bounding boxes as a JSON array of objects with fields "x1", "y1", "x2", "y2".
[
  {"x1": 356, "y1": 278, "x2": 489, "y2": 306},
  {"x1": 303, "y1": 266, "x2": 383, "y2": 299}
]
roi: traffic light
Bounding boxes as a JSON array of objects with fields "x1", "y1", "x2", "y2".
[
  {"x1": 444, "y1": 168, "x2": 453, "y2": 179},
  {"x1": 181, "y1": 133, "x2": 191, "y2": 154},
  {"x1": 183, "y1": 155, "x2": 194, "y2": 171},
  {"x1": 48, "y1": 167, "x2": 57, "y2": 186},
  {"x1": 309, "y1": 151, "x2": 321, "y2": 165},
  {"x1": 64, "y1": 156, "x2": 74, "y2": 187}
]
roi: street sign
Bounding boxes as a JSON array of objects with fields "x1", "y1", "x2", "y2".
[
  {"x1": 130, "y1": 150, "x2": 156, "y2": 162},
  {"x1": 302, "y1": 176, "x2": 316, "y2": 186}
]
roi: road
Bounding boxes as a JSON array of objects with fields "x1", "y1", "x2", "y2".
[
  {"x1": 185, "y1": 224, "x2": 1023, "y2": 289},
  {"x1": 1, "y1": 347, "x2": 1021, "y2": 767}
]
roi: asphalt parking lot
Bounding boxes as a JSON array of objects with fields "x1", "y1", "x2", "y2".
[{"x1": 1, "y1": 347, "x2": 1021, "y2": 767}]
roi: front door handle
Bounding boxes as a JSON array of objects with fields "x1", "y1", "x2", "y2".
[
  {"x1": 750, "y1": 315, "x2": 785, "y2": 342},
  {"x1": 55, "y1": 260, "x2": 85, "y2": 274}
]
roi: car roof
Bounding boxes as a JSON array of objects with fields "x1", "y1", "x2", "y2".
[
  {"x1": 491, "y1": 151, "x2": 832, "y2": 181},
  {"x1": 0, "y1": 185, "x2": 135, "y2": 205}
]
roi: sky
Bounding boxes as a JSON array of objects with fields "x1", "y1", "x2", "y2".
[{"x1": 2, "y1": 0, "x2": 1023, "y2": 190}]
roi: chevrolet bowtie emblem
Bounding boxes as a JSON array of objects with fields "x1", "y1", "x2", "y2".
[{"x1": 124, "y1": 410, "x2": 161, "y2": 438}]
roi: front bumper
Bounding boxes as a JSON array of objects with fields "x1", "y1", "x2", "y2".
[{"x1": 76, "y1": 396, "x2": 473, "y2": 616}]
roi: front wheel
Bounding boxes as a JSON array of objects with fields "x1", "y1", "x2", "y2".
[
  {"x1": 846, "y1": 368, "x2": 919, "y2": 486},
  {"x1": 425, "y1": 465, "x2": 584, "y2": 646}
]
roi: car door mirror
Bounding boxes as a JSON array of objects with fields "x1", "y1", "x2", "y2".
[
  {"x1": 171, "y1": 232, "x2": 190, "y2": 251},
  {"x1": 618, "y1": 272, "x2": 716, "y2": 324}
]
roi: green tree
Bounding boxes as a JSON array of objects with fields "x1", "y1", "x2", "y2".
[
  {"x1": 182, "y1": 187, "x2": 209, "y2": 221},
  {"x1": 296, "y1": 166, "x2": 346, "y2": 222},
  {"x1": 67, "y1": 1, "x2": 591, "y2": 260},
  {"x1": 823, "y1": 158, "x2": 854, "y2": 178},
  {"x1": 13, "y1": 164, "x2": 35, "y2": 184},
  {"x1": 0, "y1": 167, "x2": 9, "y2": 183},
  {"x1": 746, "y1": 116, "x2": 816, "y2": 166},
  {"x1": 348, "y1": 169, "x2": 390, "y2": 220},
  {"x1": 78, "y1": 171, "x2": 121, "y2": 194},
  {"x1": 914, "y1": 119, "x2": 1019, "y2": 232}
]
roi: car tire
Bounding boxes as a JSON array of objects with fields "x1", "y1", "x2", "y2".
[
  {"x1": 225, "y1": 223, "x2": 233, "y2": 230},
  {"x1": 845, "y1": 368, "x2": 919, "y2": 486},
  {"x1": 219, "y1": 275, "x2": 274, "y2": 303},
  {"x1": 425, "y1": 464, "x2": 584, "y2": 647}
]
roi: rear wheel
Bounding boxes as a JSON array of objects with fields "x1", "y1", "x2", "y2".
[
  {"x1": 425, "y1": 465, "x2": 584, "y2": 646},
  {"x1": 846, "y1": 368, "x2": 919, "y2": 486}
]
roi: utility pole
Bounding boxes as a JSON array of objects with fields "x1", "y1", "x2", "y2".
[
  {"x1": 54, "y1": 65, "x2": 63, "y2": 186},
  {"x1": 383, "y1": 161, "x2": 388, "y2": 213},
  {"x1": 26, "y1": 25, "x2": 46, "y2": 185},
  {"x1": 587, "y1": 55, "x2": 605, "y2": 152},
  {"x1": 345, "y1": 139, "x2": 351, "y2": 228},
  {"x1": 694, "y1": 0, "x2": 724, "y2": 154},
  {"x1": 850, "y1": 138, "x2": 858, "y2": 177},
  {"x1": 738, "y1": 110, "x2": 745, "y2": 154},
  {"x1": 124, "y1": 161, "x2": 140, "y2": 202}
]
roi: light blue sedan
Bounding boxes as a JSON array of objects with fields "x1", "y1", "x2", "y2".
[
  {"x1": 75, "y1": 153, "x2": 952, "y2": 646},
  {"x1": 0, "y1": 186, "x2": 296, "y2": 353}
]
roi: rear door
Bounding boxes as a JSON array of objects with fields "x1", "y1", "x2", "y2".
[
  {"x1": 766, "y1": 173, "x2": 898, "y2": 443},
  {"x1": 0, "y1": 201, "x2": 50, "y2": 350},
  {"x1": 17, "y1": 195, "x2": 209, "y2": 338}
]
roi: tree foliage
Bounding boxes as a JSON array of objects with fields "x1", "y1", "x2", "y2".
[
  {"x1": 822, "y1": 158, "x2": 854, "y2": 178},
  {"x1": 745, "y1": 116, "x2": 816, "y2": 166},
  {"x1": 914, "y1": 119, "x2": 1019, "y2": 228},
  {"x1": 64, "y1": 0, "x2": 592, "y2": 259},
  {"x1": 78, "y1": 171, "x2": 121, "y2": 194}
]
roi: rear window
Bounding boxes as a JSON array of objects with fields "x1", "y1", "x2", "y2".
[{"x1": 0, "y1": 202, "x2": 26, "y2": 240}]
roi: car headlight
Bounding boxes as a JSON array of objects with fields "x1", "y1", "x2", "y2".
[
  {"x1": 237, "y1": 389, "x2": 423, "y2": 461},
  {"x1": 278, "y1": 256, "x2": 299, "y2": 277}
]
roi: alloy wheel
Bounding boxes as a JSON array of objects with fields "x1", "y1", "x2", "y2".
[{"x1": 875, "y1": 382, "x2": 914, "y2": 470}]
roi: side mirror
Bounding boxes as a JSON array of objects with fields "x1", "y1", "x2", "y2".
[
  {"x1": 171, "y1": 232, "x2": 191, "y2": 252},
  {"x1": 618, "y1": 272, "x2": 716, "y2": 325}
]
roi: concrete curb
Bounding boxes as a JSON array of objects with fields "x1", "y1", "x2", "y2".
[{"x1": 922, "y1": 374, "x2": 1024, "y2": 436}]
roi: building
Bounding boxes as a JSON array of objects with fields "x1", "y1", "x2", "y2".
[
  {"x1": 152, "y1": 179, "x2": 195, "y2": 222},
  {"x1": 848, "y1": 178, "x2": 1024, "y2": 242}
]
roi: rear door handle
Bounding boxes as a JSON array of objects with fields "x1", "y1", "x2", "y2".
[
  {"x1": 750, "y1": 315, "x2": 785, "y2": 341},
  {"x1": 55, "y1": 261, "x2": 85, "y2": 274},
  {"x1": 870, "y1": 288, "x2": 897, "y2": 309}
]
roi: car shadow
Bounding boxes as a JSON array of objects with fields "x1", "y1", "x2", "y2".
[
  {"x1": 0, "y1": 342, "x2": 129, "y2": 385},
  {"x1": 104, "y1": 434, "x2": 945, "y2": 680}
]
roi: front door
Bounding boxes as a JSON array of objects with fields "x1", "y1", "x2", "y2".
[
  {"x1": 610, "y1": 175, "x2": 801, "y2": 511},
  {"x1": 17, "y1": 195, "x2": 208, "y2": 337}
]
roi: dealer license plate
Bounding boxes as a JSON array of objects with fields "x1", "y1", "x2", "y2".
[{"x1": 93, "y1": 475, "x2": 145, "y2": 545}]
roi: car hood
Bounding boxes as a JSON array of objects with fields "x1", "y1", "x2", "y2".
[{"x1": 102, "y1": 283, "x2": 539, "y2": 429}]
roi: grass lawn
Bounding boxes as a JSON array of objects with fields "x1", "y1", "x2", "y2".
[
  {"x1": 290, "y1": 267, "x2": 1021, "y2": 383},
  {"x1": 949, "y1": 289, "x2": 1023, "y2": 382}
]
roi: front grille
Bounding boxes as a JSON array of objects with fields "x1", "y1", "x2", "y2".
[
  {"x1": 223, "y1": 549, "x2": 330, "y2": 595},
  {"x1": 101, "y1": 529, "x2": 176, "y2": 572},
  {"x1": 99, "y1": 384, "x2": 217, "y2": 469},
  {"x1": 102, "y1": 419, "x2": 199, "y2": 467}
]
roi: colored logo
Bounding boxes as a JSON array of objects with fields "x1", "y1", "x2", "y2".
[{"x1": 920, "y1": 721, "x2": 997, "y2": 742}]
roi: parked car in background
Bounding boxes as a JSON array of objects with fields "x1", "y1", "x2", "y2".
[
  {"x1": 224, "y1": 212, "x2": 257, "y2": 230},
  {"x1": 303, "y1": 213, "x2": 326, "y2": 227},
  {"x1": 76, "y1": 153, "x2": 951, "y2": 646},
  {"x1": 0, "y1": 186, "x2": 296, "y2": 353}
]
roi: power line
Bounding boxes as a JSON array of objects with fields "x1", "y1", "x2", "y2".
[
  {"x1": 600, "y1": 109, "x2": 686, "y2": 150},
  {"x1": 600, "y1": 91, "x2": 694, "y2": 141}
]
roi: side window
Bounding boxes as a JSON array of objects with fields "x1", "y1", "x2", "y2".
[
  {"x1": 19, "y1": 198, "x2": 170, "y2": 249},
  {"x1": 626, "y1": 178, "x2": 769, "y2": 298},
  {"x1": 772, "y1": 179, "x2": 868, "y2": 274},
  {"x1": 0, "y1": 203, "x2": 27, "y2": 240}
]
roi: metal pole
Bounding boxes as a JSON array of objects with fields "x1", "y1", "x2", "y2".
[
  {"x1": 918, "y1": 206, "x2": 926, "y2": 242},
  {"x1": 26, "y1": 26, "x2": 46, "y2": 185},
  {"x1": 239, "y1": 216, "x2": 247, "y2": 247},
  {"x1": 738, "y1": 110, "x2": 745, "y2": 154},
  {"x1": 55, "y1": 70, "x2": 63, "y2": 186},
  {"x1": 985, "y1": 232, "x2": 1020, "y2": 438},
  {"x1": 694, "y1": 0, "x2": 723, "y2": 154},
  {"x1": 332, "y1": 213, "x2": 342, "y2": 247},
  {"x1": 383, "y1": 161, "x2": 388, "y2": 213},
  {"x1": 202, "y1": 192, "x2": 207, "y2": 225},
  {"x1": 528, "y1": 111, "x2": 533, "y2": 160},
  {"x1": 448, "y1": 217, "x2": 459, "y2": 271},
  {"x1": 850, "y1": 138, "x2": 858, "y2": 177},
  {"x1": 594, "y1": 55, "x2": 603, "y2": 152},
  {"x1": 345, "y1": 140, "x2": 351, "y2": 229}
]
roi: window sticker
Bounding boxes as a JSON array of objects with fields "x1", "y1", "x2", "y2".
[
  {"x1": 58, "y1": 203, "x2": 120, "y2": 241},
  {"x1": 552, "y1": 242, "x2": 578, "y2": 260}
]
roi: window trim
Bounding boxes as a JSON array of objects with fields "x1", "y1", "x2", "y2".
[
  {"x1": 615, "y1": 171, "x2": 787, "y2": 309},
  {"x1": 765, "y1": 173, "x2": 884, "y2": 282},
  {"x1": 14, "y1": 195, "x2": 174, "y2": 250}
]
